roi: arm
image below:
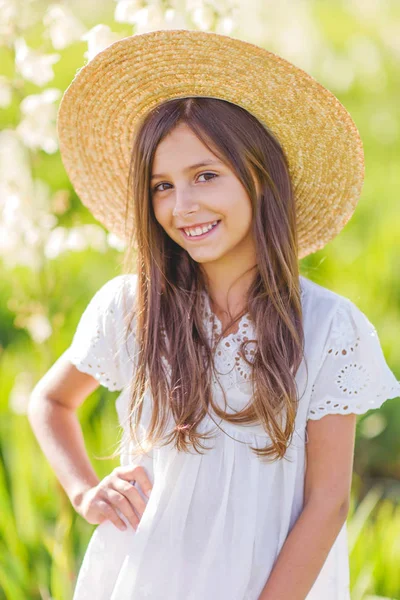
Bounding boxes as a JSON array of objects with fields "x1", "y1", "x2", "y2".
[
  {"x1": 27, "y1": 351, "x2": 101, "y2": 509},
  {"x1": 258, "y1": 413, "x2": 357, "y2": 600}
]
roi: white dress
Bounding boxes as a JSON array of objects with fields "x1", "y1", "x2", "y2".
[{"x1": 64, "y1": 273, "x2": 400, "y2": 600}]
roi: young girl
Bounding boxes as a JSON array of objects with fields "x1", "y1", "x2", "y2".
[{"x1": 28, "y1": 30, "x2": 400, "y2": 600}]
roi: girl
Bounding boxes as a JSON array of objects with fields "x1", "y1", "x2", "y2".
[{"x1": 28, "y1": 30, "x2": 400, "y2": 600}]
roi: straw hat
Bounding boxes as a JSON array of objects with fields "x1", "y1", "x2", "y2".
[{"x1": 56, "y1": 29, "x2": 365, "y2": 259}]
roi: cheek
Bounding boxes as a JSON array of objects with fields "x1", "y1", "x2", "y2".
[
  {"x1": 153, "y1": 202, "x2": 179, "y2": 239},
  {"x1": 228, "y1": 189, "x2": 253, "y2": 224}
]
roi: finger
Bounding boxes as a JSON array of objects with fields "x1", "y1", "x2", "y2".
[
  {"x1": 114, "y1": 465, "x2": 153, "y2": 498},
  {"x1": 105, "y1": 489, "x2": 141, "y2": 531},
  {"x1": 96, "y1": 499, "x2": 128, "y2": 532},
  {"x1": 112, "y1": 478, "x2": 148, "y2": 521}
]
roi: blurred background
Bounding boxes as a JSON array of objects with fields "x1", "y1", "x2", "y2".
[{"x1": 0, "y1": 0, "x2": 399, "y2": 598}]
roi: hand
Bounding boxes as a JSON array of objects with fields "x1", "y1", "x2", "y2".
[{"x1": 73, "y1": 465, "x2": 153, "y2": 531}]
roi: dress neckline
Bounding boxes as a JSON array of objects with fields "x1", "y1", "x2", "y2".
[
  {"x1": 200, "y1": 277, "x2": 306, "y2": 345},
  {"x1": 200, "y1": 290, "x2": 252, "y2": 345}
]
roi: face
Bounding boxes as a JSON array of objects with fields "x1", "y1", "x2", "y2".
[{"x1": 151, "y1": 122, "x2": 256, "y2": 273}]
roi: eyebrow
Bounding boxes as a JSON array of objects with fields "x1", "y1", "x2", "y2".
[{"x1": 150, "y1": 159, "x2": 224, "y2": 181}]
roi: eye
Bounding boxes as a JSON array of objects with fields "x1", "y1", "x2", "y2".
[
  {"x1": 197, "y1": 172, "x2": 218, "y2": 183},
  {"x1": 152, "y1": 182, "x2": 171, "y2": 193},
  {"x1": 152, "y1": 172, "x2": 218, "y2": 193}
]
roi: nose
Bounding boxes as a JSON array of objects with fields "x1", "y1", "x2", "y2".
[{"x1": 172, "y1": 184, "x2": 200, "y2": 218}]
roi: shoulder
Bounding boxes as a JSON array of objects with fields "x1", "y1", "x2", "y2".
[
  {"x1": 94, "y1": 273, "x2": 138, "y2": 306},
  {"x1": 100, "y1": 273, "x2": 138, "y2": 295},
  {"x1": 300, "y1": 274, "x2": 354, "y2": 317},
  {"x1": 300, "y1": 275, "x2": 376, "y2": 351},
  {"x1": 66, "y1": 273, "x2": 139, "y2": 391},
  {"x1": 299, "y1": 275, "x2": 369, "y2": 348},
  {"x1": 79, "y1": 273, "x2": 138, "y2": 330}
]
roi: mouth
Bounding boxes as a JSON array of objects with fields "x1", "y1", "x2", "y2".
[{"x1": 180, "y1": 220, "x2": 221, "y2": 241}]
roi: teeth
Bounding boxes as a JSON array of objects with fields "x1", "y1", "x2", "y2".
[{"x1": 184, "y1": 220, "x2": 219, "y2": 237}]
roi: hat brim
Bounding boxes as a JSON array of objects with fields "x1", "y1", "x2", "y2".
[{"x1": 56, "y1": 29, "x2": 365, "y2": 258}]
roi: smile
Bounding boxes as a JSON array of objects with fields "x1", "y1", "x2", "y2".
[{"x1": 180, "y1": 220, "x2": 221, "y2": 241}]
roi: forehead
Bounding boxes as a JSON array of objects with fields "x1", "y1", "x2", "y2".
[
  {"x1": 151, "y1": 126, "x2": 224, "y2": 179},
  {"x1": 153, "y1": 124, "x2": 210, "y2": 162}
]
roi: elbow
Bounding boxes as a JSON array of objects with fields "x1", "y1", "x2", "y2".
[
  {"x1": 27, "y1": 389, "x2": 53, "y2": 423},
  {"x1": 338, "y1": 498, "x2": 350, "y2": 520},
  {"x1": 27, "y1": 392, "x2": 43, "y2": 425},
  {"x1": 27, "y1": 392, "x2": 38, "y2": 419},
  {"x1": 305, "y1": 492, "x2": 350, "y2": 521}
]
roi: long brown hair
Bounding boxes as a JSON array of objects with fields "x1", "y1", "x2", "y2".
[{"x1": 114, "y1": 97, "x2": 306, "y2": 463}]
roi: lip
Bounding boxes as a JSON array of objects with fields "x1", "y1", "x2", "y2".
[
  {"x1": 178, "y1": 219, "x2": 219, "y2": 230},
  {"x1": 180, "y1": 220, "x2": 221, "y2": 241}
]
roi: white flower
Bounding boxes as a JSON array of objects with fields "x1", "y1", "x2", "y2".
[
  {"x1": 347, "y1": 0, "x2": 387, "y2": 21},
  {"x1": 203, "y1": 0, "x2": 236, "y2": 12},
  {"x1": 185, "y1": 0, "x2": 202, "y2": 11},
  {"x1": 215, "y1": 16, "x2": 235, "y2": 35},
  {"x1": 0, "y1": 0, "x2": 44, "y2": 42},
  {"x1": 0, "y1": 213, "x2": 44, "y2": 269},
  {"x1": 64, "y1": 227, "x2": 87, "y2": 252},
  {"x1": 0, "y1": 0, "x2": 17, "y2": 45},
  {"x1": 0, "y1": 154, "x2": 57, "y2": 269},
  {"x1": 44, "y1": 226, "x2": 68, "y2": 259},
  {"x1": 79, "y1": 224, "x2": 108, "y2": 252},
  {"x1": 0, "y1": 76, "x2": 12, "y2": 108},
  {"x1": 81, "y1": 25, "x2": 124, "y2": 62},
  {"x1": 44, "y1": 224, "x2": 108, "y2": 258},
  {"x1": 43, "y1": 4, "x2": 86, "y2": 50},
  {"x1": 132, "y1": 5, "x2": 182, "y2": 34},
  {"x1": 25, "y1": 313, "x2": 53, "y2": 344},
  {"x1": 9, "y1": 372, "x2": 35, "y2": 415},
  {"x1": 163, "y1": 8, "x2": 190, "y2": 29},
  {"x1": 16, "y1": 88, "x2": 61, "y2": 153},
  {"x1": 114, "y1": 0, "x2": 144, "y2": 24},
  {"x1": 14, "y1": 38, "x2": 60, "y2": 86},
  {"x1": 191, "y1": 6, "x2": 215, "y2": 30},
  {"x1": 130, "y1": 6, "x2": 151, "y2": 29},
  {"x1": 107, "y1": 232, "x2": 126, "y2": 252},
  {"x1": 65, "y1": 225, "x2": 106, "y2": 252},
  {"x1": 0, "y1": 129, "x2": 32, "y2": 200}
]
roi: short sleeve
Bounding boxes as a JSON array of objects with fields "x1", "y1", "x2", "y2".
[
  {"x1": 64, "y1": 274, "x2": 138, "y2": 392},
  {"x1": 307, "y1": 297, "x2": 400, "y2": 420}
]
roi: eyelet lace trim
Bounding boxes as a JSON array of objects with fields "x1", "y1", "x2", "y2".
[
  {"x1": 158, "y1": 286, "x2": 306, "y2": 393},
  {"x1": 200, "y1": 286, "x2": 306, "y2": 393},
  {"x1": 66, "y1": 275, "x2": 133, "y2": 391},
  {"x1": 200, "y1": 290, "x2": 256, "y2": 392},
  {"x1": 308, "y1": 302, "x2": 400, "y2": 419}
]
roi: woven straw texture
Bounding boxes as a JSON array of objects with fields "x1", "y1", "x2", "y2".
[{"x1": 56, "y1": 29, "x2": 365, "y2": 259}]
